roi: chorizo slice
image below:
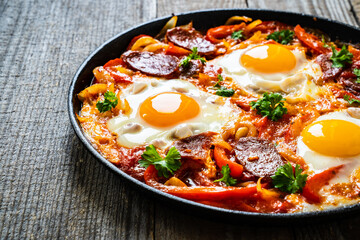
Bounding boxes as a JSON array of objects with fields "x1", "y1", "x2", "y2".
[
  {"x1": 166, "y1": 27, "x2": 215, "y2": 55},
  {"x1": 338, "y1": 77, "x2": 360, "y2": 96},
  {"x1": 338, "y1": 63, "x2": 360, "y2": 96},
  {"x1": 170, "y1": 132, "x2": 216, "y2": 162},
  {"x1": 315, "y1": 53, "x2": 343, "y2": 84},
  {"x1": 234, "y1": 137, "x2": 285, "y2": 178},
  {"x1": 122, "y1": 50, "x2": 179, "y2": 77}
]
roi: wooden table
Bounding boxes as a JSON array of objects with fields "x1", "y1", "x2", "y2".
[{"x1": 1, "y1": 0, "x2": 360, "y2": 239}]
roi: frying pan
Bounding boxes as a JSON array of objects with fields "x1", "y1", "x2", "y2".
[{"x1": 68, "y1": 9, "x2": 360, "y2": 224}]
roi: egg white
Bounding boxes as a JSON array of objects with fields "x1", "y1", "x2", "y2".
[
  {"x1": 297, "y1": 111, "x2": 360, "y2": 184},
  {"x1": 210, "y1": 44, "x2": 324, "y2": 102},
  {"x1": 107, "y1": 78, "x2": 237, "y2": 148}
]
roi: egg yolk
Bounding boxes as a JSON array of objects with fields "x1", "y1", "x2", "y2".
[
  {"x1": 139, "y1": 92, "x2": 200, "y2": 128},
  {"x1": 240, "y1": 44, "x2": 296, "y2": 74},
  {"x1": 301, "y1": 119, "x2": 360, "y2": 157}
]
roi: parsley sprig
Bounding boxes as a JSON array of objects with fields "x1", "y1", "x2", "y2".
[
  {"x1": 250, "y1": 92, "x2": 287, "y2": 121},
  {"x1": 330, "y1": 45, "x2": 353, "y2": 68},
  {"x1": 266, "y1": 30, "x2": 294, "y2": 45},
  {"x1": 321, "y1": 35, "x2": 330, "y2": 48},
  {"x1": 96, "y1": 91, "x2": 118, "y2": 113},
  {"x1": 214, "y1": 165, "x2": 237, "y2": 186},
  {"x1": 214, "y1": 74, "x2": 223, "y2": 88},
  {"x1": 353, "y1": 68, "x2": 360, "y2": 83},
  {"x1": 271, "y1": 163, "x2": 308, "y2": 194},
  {"x1": 213, "y1": 74, "x2": 235, "y2": 97},
  {"x1": 344, "y1": 95, "x2": 360, "y2": 105},
  {"x1": 179, "y1": 47, "x2": 206, "y2": 67},
  {"x1": 231, "y1": 30, "x2": 244, "y2": 40},
  {"x1": 139, "y1": 145, "x2": 181, "y2": 178}
]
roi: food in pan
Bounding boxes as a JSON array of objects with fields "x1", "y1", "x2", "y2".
[{"x1": 77, "y1": 15, "x2": 360, "y2": 213}]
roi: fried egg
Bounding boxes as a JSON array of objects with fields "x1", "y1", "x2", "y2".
[
  {"x1": 211, "y1": 43, "x2": 324, "y2": 102},
  {"x1": 107, "y1": 78, "x2": 236, "y2": 148},
  {"x1": 297, "y1": 111, "x2": 360, "y2": 184}
]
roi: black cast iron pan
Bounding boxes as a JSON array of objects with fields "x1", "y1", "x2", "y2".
[{"x1": 68, "y1": 9, "x2": 360, "y2": 224}]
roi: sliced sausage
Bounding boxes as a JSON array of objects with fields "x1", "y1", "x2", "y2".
[
  {"x1": 234, "y1": 137, "x2": 285, "y2": 178},
  {"x1": 166, "y1": 27, "x2": 215, "y2": 55},
  {"x1": 170, "y1": 132, "x2": 216, "y2": 163},
  {"x1": 179, "y1": 59, "x2": 204, "y2": 77},
  {"x1": 315, "y1": 53, "x2": 343, "y2": 84},
  {"x1": 122, "y1": 50, "x2": 179, "y2": 77},
  {"x1": 338, "y1": 66, "x2": 360, "y2": 96},
  {"x1": 338, "y1": 77, "x2": 360, "y2": 96}
]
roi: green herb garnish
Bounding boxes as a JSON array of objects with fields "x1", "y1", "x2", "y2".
[
  {"x1": 353, "y1": 68, "x2": 360, "y2": 83},
  {"x1": 214, "y1": 165, "x2": 237, "y2": 186},
  {"x1": 96, "y1": 91, "x2": 118, "y2": 113},
  {"x1": 250, "y1": 92, "x2": 287, "y2": 121},
  {"x1": 231, "y1": 30, "x2": 244, "y2": 40},
  {"x1": 139, "y1": 145, "x2": 181, "y2": 178},
  {"x1": 179, "y1": 47, "x2": 206, "y2": 67},
  {"x1": 330, "y1": 45, "x2": 353, "y2": 68},
  {"x1": 214, "y1": 74, "x2": 223, "y2": 88},
  {"x1": 271, "y1": 163, "x2": 308, "y2": 193},
  {"x1": 213, "y1": 74, "x2": 235, "y2": 97},
  {"x1": 344, "y1": 95, "x2": 360, "y2": 105},
  {"x1": 266, "y1": 30, "x2": 294, "y2": 45},
  {"x1": 216, "y1": 87, "x2": 235, "y2": 97},
  {"x1": 321, "y1": 35, "x2": 330, "y2": 48}
]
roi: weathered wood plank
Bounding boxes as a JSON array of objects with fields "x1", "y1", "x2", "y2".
[
  {"x1": 0, "y1": 0, "x2": 156, "y2": 239},
  {"x1": 156, "y1": 0, "x2": 247, "y2": 17},
  {"x1": 350, "y1": 0, "x2": 360, "y2": 22},
  {"x1": 247, "y1": 0, "x2": 359, "y2": 27}
]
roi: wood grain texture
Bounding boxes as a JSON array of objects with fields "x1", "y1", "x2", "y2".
[
  {"x1": 0, "y1": 0, "x2": 156, "y2": 239},
  {"x1": 351, "y1": 0, "x2": 360, "y2": 21},
  {"x1": 248, "y1": 0, "x2": 359, "y2": 26},
  {"x1": 156, "y1": 0, "x2": 247, "y2": 16},
  {"x1": 1, "y1": 0, "x2": 360, "y2": 239}
]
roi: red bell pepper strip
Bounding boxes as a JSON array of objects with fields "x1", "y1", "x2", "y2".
[
  {"x1": 213, "y1": 146, "x2": 243, "y2": 178},
  {"x1": 165, "y1": 42, "x2": 191, "y2": 56},
  {"x1": 144, "y1": 165, "x2": 260, "y2": 201},
  {"x1": 206, "y1": 23, "x2": 245, "y2": 43},
  {"x1": 106, "y1": 69, "x2": 132, "y2": 83},
  {"x1": 302, "y1": 165, "x2": 343, "y2": 203},
  {"x1": 103, "y1": 58, "x2": 132, "y2": 83},
  {"x1": 103, "y1": 58, "x2": 125, "y2": 68},
  {"x1": 294, "y1": 25, "x2": 329, "y2": 54},
  {"x1": 349, "y1": 45, "x2": 360, "y2": 61}
]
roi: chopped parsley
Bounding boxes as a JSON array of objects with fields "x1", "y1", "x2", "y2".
[
  {"x1": 231, "y1": 30, "x2": 244, "y2": 40},
  {"x1": 321, "y1": 35, "x2": 330, "y2": 48},
  {"x1": 214, "y1": 165, "x2": 237, "y2": 186},
  {"x1": 344, "y1": 95, "x2": 360, "y2": 105},
  {"x1": 179, "y1": 47, "x2": 206, "y2": 67},
  {"x1": 213, "y1": 74, "x2": 235, "y2": 97},
  {"x1": 271, "y1": 163, "x2": 308, "y2": 194},
  {"x1": 214, "y1": 74, "x2": 223, "y2": 88},
  {"x1": 96, "y1": 91, "x2": 118, "y2": 113},
  {"x1": 139, "y1": 145, "x2": 181, "y2": 178},
  {"x1": 353, "y1": 68, "x2": 360, "y2": 83},
  {"x1": 250, "y1": 92, "x2": 287, "y2": 121},
  {"x1": 330, "y1": 45, "x2": 353, "y2": 68},
  {"x1": 216, "y1": 87, "x2": 235, "y2": 97},
  {"x1": 266, "y1": 30, "x2": 294, "y2": 45}
]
